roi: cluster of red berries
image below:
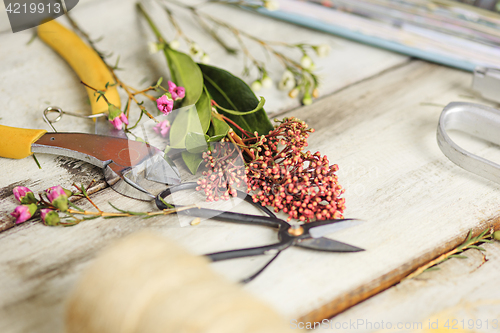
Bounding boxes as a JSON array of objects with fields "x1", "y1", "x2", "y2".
[
  {"x1": 196, "y1": 142, "x2": 247, "y2": 201},
  {"x1": 245, "y1": 118, "x2": 345, "y2": 222},
  {"x1": 196, "y1": 118, "x2": 345, "y2": 222}
]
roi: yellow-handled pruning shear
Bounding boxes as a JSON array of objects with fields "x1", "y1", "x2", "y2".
[
  {"x1": 0, "y1": 20, "x2": 181, "y2": 200},
  {"x1": 0, "y1": 124, "x2": 180, "y2": 201}
]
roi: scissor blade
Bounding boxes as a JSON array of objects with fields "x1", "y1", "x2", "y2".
[
  {"x1": 309, "y1": 219, "x2": 364, "y2": 238},
  {"x1": 95, "y1": 117, "x2": 128, "y2": 139},
  {"x1": 296, "y1": 238, "x2": 364, "y2": 252}
]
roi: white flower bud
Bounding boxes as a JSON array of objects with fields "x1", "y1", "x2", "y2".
[
  {"x1": 300, "y1": 55, "x2": 313, "y2": 69},
  {"x1": 189, "y1": 43, "x2": 202, "y2": 57},
  {"x1": 148, "y1": 41, "x2": 160, "y2": 54},
  {"x1": 261, "y1": 75, "x2": 273, "y2": 88},
  {"x1": 251, "y1": 80, "x2": 262, "y2": 92},
  {"x1": 200, "y1": 53, "x2": 210, "y2": 64},
  {"x1": 278, "y1": 70, "x2": 296, "y2": 91},
  {"x1": 263, "y1": 0, "x2": 279, "y2": 11},
  {"x1": 314, "y1": 44, "x2": 330, "y2": 58},
  {"x1": 169, "y1": 39, "x2": 180, "y2": 50}
]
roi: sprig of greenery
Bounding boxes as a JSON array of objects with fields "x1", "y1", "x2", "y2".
[
  {"x1": 153, "y1": 0, "x2": 327, "y2": 104},
  {"x1": 404, "y1": 228, "x2": 495, "y2": 280}
]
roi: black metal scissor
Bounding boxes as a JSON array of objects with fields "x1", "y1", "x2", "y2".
[{"x1": 156, "y1": 182, "x2": 364, "y2": 282}]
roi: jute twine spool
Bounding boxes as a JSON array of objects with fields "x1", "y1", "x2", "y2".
[{"x1": 66, "y1": 232, "x2": 297, "y2": 333}]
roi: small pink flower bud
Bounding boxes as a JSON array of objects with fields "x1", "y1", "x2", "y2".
[
  {"x1": 13, "y1": 186, "x2": 37, "y2": 204},
  {"x1": 10, "y1": 204, "x2": 37, "y2": 224},
  {"x1": 156, "y1": 94, "x2": 174, "y2": 115},
  {"x1": 46, "y1": 186, "x2": 69, "y2": 212},
  {"x1": 119, "y1": 113, "x2": 129, "y2": 126},
  {"x1": 110, "y1": 117, "x2": 123, "y2": 130},
  {"x1": 40, "y1": 209, "x2": 60, "y2": 226},
  {"x1": 107, "y1": 104, "x2": 127, "y2": 130}
]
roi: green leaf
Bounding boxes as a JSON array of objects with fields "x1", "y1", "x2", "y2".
[
  {"x1": 468, "y1": 245, "x2": 486, "y2": 251},
  {"x1": 196, "y1": 89, "x2": 212, "y2": 133},
  {"x1": 156, "y1": 77, "x2": 163, "y2": 87},
  {"x1": 186, "y1": 132, "x2": 209, "y2": 154},
  {"x1": 168, "y1": 89, "x2": 211, "y2": 149},
  {"x1": 208, "y1": 134, "x2": 227, "y2": 142},
  {"x1": 424, "y1": 267, "x2": 440, "y2": 272},
  {"x1": 182, "y1": 151, "x2": 204, "y2": 175},
  {"x1": 449, "y1": 254, "x2": 468, "y2": 259},
  {"x1": 108, "y1": 202, "x2": 146, "y2": 215},
  {"x1": 478, "y1": 228, "x2": 490, "y2": 239},
  {"x1": 207, "y1": 116, "x2": 230, "y2": 141},
  {"x1": 198, "y1": 64, "x2": 273, "y2": 136},
  {"x1": 68, "y1": 202, "x2": 84, "y2": 212},
  {"x1": 159, "y1": 196, "x2": 174, "y2": 209},
  {"x1": 169, "y1": 107, "x2": 205, "y2": 149},
  {"x1": 164, "y1": 48, "x2": 203, "y2": 106}
]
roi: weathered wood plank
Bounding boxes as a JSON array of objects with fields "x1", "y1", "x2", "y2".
[
  {"x1": 3, "y1": 57, "x2": 500, "y2": 332},
  {"x1": 3, "y1": 0, "x2": 500, "y2": 332},
  {"x1": 324, "y1": 242, "x2": 500, "y2": 332}
]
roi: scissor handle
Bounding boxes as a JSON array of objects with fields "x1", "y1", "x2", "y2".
[
  {"x1": 437, "y1": 102, "x2": 500, "y2": 184},
  {"x1": 206, "y1": 240, "x2": 293, "y2": 262}
]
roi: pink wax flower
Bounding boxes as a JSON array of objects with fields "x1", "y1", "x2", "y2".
[
  {"x1": 108, "y1": 104, "x2": 129, "y2": 130},
  {"x1": 153, "y1": 120, "x2": 171, "y2": 138},
  {"x1": 46, "y1": 185, "x2": 69, "y2": 212},
  {"x1": 109, "y1": 113, "x2": 129, "y2": 130},
  {"x1": 40, "y1": 208, "x2": 60, "y2": 226},
  {"x1": 13, "y1": 186, "x2": 35, "y2": 204},
  {"x1": 168, "y1": 81, "x2": 186, "y2": 101},
  {"x1": 11, "y1": 204, "x2": 37, "y2": 224},
  {"x1": 156, "y1": 94, "x2": 174, "y2": 115}
]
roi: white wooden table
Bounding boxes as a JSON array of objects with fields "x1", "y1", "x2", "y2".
[{"x1": 1, "y1": 1, "x2": 500, "y2": 332}]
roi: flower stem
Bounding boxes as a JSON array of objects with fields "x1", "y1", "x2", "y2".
[{"x1": 67, "y1": 204, "x2": 198, "y2": 218}]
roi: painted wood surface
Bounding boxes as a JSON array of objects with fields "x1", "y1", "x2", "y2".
[{"x1": 1, "y1": 1, "x2": 500, "y2": 332}]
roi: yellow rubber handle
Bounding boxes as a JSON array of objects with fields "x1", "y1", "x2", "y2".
[
  {"x1": 0, "y1": 125, "x2": 47, "y2": 159},
  {"x1": 37, "y1": 20, "x2": 121, "y2": 115}
]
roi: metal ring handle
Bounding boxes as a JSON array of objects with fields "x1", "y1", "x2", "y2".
[
  {"x1": 437, "y1": 102, "x2": 500, "y2": 184},
  {"x1": 42, "y1": 106, "x2": 64, "y2": 132},
  {"x1": 42, "y1": 106, "x2": 107, "y2": 133}
]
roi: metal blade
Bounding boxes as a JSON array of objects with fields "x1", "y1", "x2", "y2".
[
  {"x1": 296, "y1": 237, "x2": 364, "y2": 252},
  {"x1": 309, "y1": 219, "x2": 364, "y2": 238},
  {"x1": 95, "y1": 117, "x2": 128, "y2": 139},
  {"x1": 31, "y1": 133, "x2": 182, "y2": 201}
]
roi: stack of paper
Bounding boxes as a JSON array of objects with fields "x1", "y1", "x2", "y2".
[{"x1": 260, "y1": 0, "x2": 500, "y2": 71}]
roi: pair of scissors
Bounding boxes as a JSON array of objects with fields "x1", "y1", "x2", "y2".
[{"x1": 156, "y1": 182, "x2": 364, "y2": 282}]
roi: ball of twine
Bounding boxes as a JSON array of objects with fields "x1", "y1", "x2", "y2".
[{"x1": 66, "y1": 232, "x2": 296, "y2": 333}]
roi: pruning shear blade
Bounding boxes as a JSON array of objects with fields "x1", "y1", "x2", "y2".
[{"x1": 32, "y1": 132, "x2": 181, "y2": 200}]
